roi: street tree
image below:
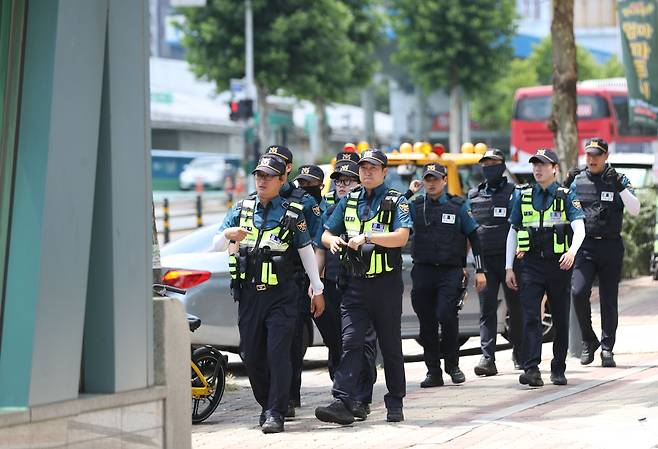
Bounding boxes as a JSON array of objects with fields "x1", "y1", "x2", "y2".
[
  {"x1": 548, "y1": 0, "x2": 578, "y2": 176},
  {"x1": 391, "y1": 0, "x2": 516, "y2": 152},
  {"x1": 177, "y1": 0, "x2": 381, "y2": 158}
]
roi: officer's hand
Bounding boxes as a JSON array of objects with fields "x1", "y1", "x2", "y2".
[
  {"x1": 559, "y1": 251, "x2": 575, "y2": 270},
  {"x1": 348, "y1": 234, "x2": 367, "y2": 250},
  {"x1": 310, "y1": 293, "x2": 325, "y2": 318},
  {"x1": 408, "y1": 180, "x2": 422, "y2": 194},
  {"x1": 563, "y1": 167, "x2": 581, "y2": 188},
  {"x1": 475, "y1": 272, "x2": 486, "y2": 293},
  {"x1": 605, "y1": 166, "x2": 625, "y2": 192},
  {"x1": 223, "y1": 227, "x2": 249, "y2": 242},
  {"x1": 515, "y1": 251, "x2": 525, "y2": 260},
  {"x1": 328, "y1": 235, "x2": 347, "y2": 254},
  {"x1": 505, "y1": 269, "x2": 518, "y2": 291}
]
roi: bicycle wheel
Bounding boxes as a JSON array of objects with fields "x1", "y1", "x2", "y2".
[{"x1": 191, "y1": 346, "x2": 226, "y2": 424}]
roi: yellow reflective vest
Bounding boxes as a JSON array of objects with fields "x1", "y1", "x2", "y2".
[{"x1": 517, "y1": 186, "x2": 571, "y2": 256}]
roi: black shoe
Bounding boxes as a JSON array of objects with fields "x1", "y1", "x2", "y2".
[
  {"x1": 351, "y1": 401, "x2": 368, "y2": 420},
  {"x1": 261, "y1": 413, "x2": 284, "y2": 434},
  {"x1": 386, "y1": 407, "x2": 404, "y2": 422},
  {"x1": 580, "y1": 340, "x2": 600, "y2": 365},
  {"x1": 284, "y1": 402, "x2": 295, "y2": 418},
  {"x1": 519, "y1": 370, "x2": 544, "y2": 387},
  {"x1": 550, "y1": 371, "x2": 568, "y2": 385},
  {"x1": 512, "y1": 353, "x2": 524, "y2": 371},
  {"x1": 315, "y1": 399, "x2": 355, "y2": 425},
  {"x1": 474, "y1": 357, "x2": 498, "y2": 377},
  {"x1": 420, "y1": 373, "x2": 444, "y2": 388},
  {"x1": 447, "y1": 367, "x2": 466, "y2": 384},
  {"x1": 259, "y1": 410, "x2": 266, "y2": 427},
  {"x1": 601, "y1": 350, "x2": 616, "y2": 367}
]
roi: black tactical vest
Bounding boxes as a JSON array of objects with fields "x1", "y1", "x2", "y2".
[
  {"x1": 412, "y1": 194, "x2": 467, "y2": 266},
  {"x1": 468, "y1": 181, "x2": 515, "y2": 256},
  {"x1": 574, "y1": 169, "x2": 624, "y2": 238}
]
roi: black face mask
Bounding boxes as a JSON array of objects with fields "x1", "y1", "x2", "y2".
[
  {"x1": 302, "y1": 186, "x2": 323, "y2": 203},
  {"x1": 482, "y1": 164, "x2": 505, "y2": 183}
]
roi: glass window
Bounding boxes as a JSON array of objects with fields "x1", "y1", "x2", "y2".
[{"x1": 514, "y1": 94, "x2": 610, "y2": 121}]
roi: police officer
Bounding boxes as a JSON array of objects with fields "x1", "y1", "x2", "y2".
[
  {"x1": 315, "y1": 149, "x2": 412, "y2": 424},
  {"x1": 468, "y1": 149, "x2": 524, "y2": 375},
  {"x1": 505, "y1": 148, "x2": 586, "y2": 387},
  {"x1": 570, "y1": 138, "x2": 640, "y2": 368},
  {"x1": 214, "y1": 155, "x2": 325, "y2": 433},
  {"x1": 263, "y1": 145, "x2": 322, "y2": 416},
  {"x1": 314, "y1": 159, "x2": 378, "y2": 418},
  {"x1": 408, "y1": 163, "x2": 486, "y2": 388}
]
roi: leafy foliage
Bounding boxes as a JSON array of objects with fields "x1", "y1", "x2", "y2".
[
  {"x1": 621, "y1": 188, "x2": 656, "y2": 279},
  {"x1": 390, "y1": 0, "x2": 516, "y2": 95}
]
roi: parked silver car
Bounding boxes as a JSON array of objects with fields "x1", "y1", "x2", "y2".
[{"x1": 160, "y1": 221, "x2": 522, "y2": 354}]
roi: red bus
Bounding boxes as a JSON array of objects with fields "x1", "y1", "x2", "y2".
[{"x1": 510, "y1": 78, "x2": 658, "y2": 162}]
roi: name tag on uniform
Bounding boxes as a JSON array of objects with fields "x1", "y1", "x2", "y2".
[
  {"x1": 601, "y1": 191, "x2": 614, "y2": 202},
  {"x1": 550, "y1": 212, "x2": 562, "y2": 220},
  {"x1": 371, "y1": 223, "x2": 385, "y2": 232},
  {"x1": 493, "y1": 207, "x2": 507, "y2": 217},
  {"x1": 268, "y1": 234, "x2": 282, "y2": 244},
  {"x1": 442, "y1": 213, "x2": 456, "y2": 224}
]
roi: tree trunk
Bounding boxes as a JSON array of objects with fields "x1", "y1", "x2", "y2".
[
  {"x1": 315, "y1": 98, "x2": 329, "y2": 158},
  {"x1": 361, "y1": 86, "x2": 376, "y2": 146},
  {"x1": 449, "y1": 85, "x2": 463, "y2": 153},
  {"x1": 549, "y1": 0, "x2": 578, "y2": 179}
]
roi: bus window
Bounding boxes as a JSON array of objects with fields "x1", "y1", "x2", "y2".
[
  {"x1": 514, "y1": 95, "x2": 610, "y2": 121},
  {"x1": 612, "y1": 95, "x2": 657, "y2": 137}
]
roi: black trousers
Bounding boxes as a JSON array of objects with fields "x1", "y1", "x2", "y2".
[
  {"x1": 312, "y1": 279, "x2": 378, "y2": 403},
  {"x1": 519, "y1": 254, "x2": 571, "y2": 374},
  {"x1": 478, "y1": 254, "x2": 523, "y2": 362},
  {"x1": 289, "y1": 275, "x2": 309, "y2": 405},
  {"x1": 572, "y1": 237, "x2": 624, "y2": 352},
  {"x1": 332, "y1": 270, "x2": 405, "y2": 409},
  {"x1": 238, "y1": 283, "x2": 297, "y2": 418},
  {"x1": 411, "y1": 264, "x2": 463, "y2": 375}
]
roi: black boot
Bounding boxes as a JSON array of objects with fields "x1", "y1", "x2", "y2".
[
  {"x1": 601, "y1": 350, "x2": 616, "y2": 367},
  {"x1": 550, "y1": 371, "x2": 568, "y2": 385},
  {"x1": 580, "y1": 340, "x2": 600, "y2": 365},
  {"x1": 315, "y1": 399, "x2": 355, "y2": 425},
  {"x1": 261, "y1": 412, "x2": 284, "y2": 434},
  {"x1": 519, "y1": 369, "x2": 544, "y2": 387},
  {"x1": 420, "y1": 373, "x2": 444, "y2": 388},
  {"x1": 386, "y1": 407, "x2": 404, "y2": 422},
  {"x1": 474, "y1": 356, "x2": 498, "y2": 377},
  {"x1": 351, "y1": 401, "x2": 368, "y2": 420},
  {"x1": 446, "y1": 366, "x2": 466, "y2": 384}
]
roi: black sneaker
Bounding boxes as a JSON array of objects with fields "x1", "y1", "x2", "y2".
[
  {"x1": 284, "y1": 401, "x2": 295, "y2": 418},
  {"x1": 474, "y1": 357, "x2": 498, "y2": 377},
  {"x1": 261, "y1": 413, "x2": 284, "y2": 434},
  {"x1": 601, "y1": 350, "x2": 616, "y2": 367},
  {"x1": 550, "y1": 371, "x2": 568, "y2": 385},
  {"x1": 386, "y1": 407, "x2": 404, "y2": 422},
  {"x1": 259, "y1": 410, "x2": 266, "y2": 427},
  {"x1": 351, "y1": 401, "x2": 368, "y2": 420},
  {"x1": 447, "y1": 366, "x2": 466, "y2": 384},
  {"x1": 519, "y1": 370, "x2": 544, "y2": 387},
  {"x1": 580, "y1": 340, "x2": 600, "y2": 365},
  {"x1": 315, "y1": 399, "x2": 355, "y2": 425},
  {"x1": 420, "y1": 373, "x2": 444, "y2": 388}
]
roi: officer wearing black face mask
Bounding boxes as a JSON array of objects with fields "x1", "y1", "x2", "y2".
[{"x1": 469, "y1": 149, "x2": 524, "y2": 376}]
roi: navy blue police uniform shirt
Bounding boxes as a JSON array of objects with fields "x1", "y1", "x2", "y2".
[
  {"x1": 324, "y1": 183, "x2": 414, "y2": 236},
  {"x1": 509, "y1": 181, "x2": 585, "y2": 228},
  {"x1": 218, "y1": 195, "x2": 312, "y2": 249},
  {"x1": 281, "y1": 182, "x2": 323, "y2": 243},
  {"x1": 409, "y1": 190, "x2": 479, "y2": 235},
  {"x1": 569, "y1": 167, "x2": 634, "y2": 210}
]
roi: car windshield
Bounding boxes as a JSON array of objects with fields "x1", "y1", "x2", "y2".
[
  {"x1": 161, "y1": 224, "x2": 218, "y2": 256},
  {"x1": 514, "y1": 94, "x2": 610, "y2": 121}
]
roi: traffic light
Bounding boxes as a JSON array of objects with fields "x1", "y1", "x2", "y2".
[{"x1": 229, "y1": 99, "x2": 254, "y2": 121}]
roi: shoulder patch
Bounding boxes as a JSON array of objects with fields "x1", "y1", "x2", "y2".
[
  {"x1": 312, "y1": 205, "x2": 321, "y2": 216},
  {"x1": 297, "y1": 220, "x2": 307, "y2": 232},
  {"x1": 398, "y1": 202, "x2": 410, "y2": 214}
]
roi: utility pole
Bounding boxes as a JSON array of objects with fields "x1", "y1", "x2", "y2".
[{"x1": 245, "y1": 0, "x2": 256, "y2": 192}]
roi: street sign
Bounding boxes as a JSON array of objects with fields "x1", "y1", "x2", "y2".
[{"x1": 618, "y1": 0, "x2": 658, "y2": 127}]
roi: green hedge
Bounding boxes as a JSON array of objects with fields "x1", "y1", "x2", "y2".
[{"x1": 621, "y1": 188, "x2": 656, "y2": 279}]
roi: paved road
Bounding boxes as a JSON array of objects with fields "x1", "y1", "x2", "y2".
[{"x1": 193, "y1": 276, "x2": 658, "y2": 449}]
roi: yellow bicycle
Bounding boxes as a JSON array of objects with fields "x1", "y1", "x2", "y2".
[{"x1": 153, "y1": 284, "x2": 228, "y2": 424}]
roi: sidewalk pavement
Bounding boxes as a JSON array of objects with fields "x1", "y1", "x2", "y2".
[{"x1": 193, "y1": 276, "x2": 658, "y2": 449}]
